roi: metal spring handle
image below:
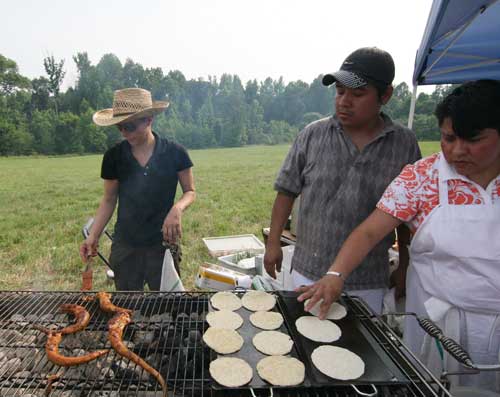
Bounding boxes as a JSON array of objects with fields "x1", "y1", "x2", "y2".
[{"x1": 417, "y1": 317, "x2": 474, "y2": 368}]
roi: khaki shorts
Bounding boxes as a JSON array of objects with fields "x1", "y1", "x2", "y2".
[{"x1": 109, "y1": 241, "x2": 182, "y2": 291}]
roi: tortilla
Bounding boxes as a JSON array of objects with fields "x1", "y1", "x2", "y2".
[
  {"x1": 206, "y1": 310, "x2": 243, "y2": 330},
  {"x1": 252, "y1": 330, "x2": 293, "y2": 355},
  {"x1": 203, "y1": 327, "x2": 243, "y2": 354},
  {"x1": 242, "y1": 290, "x2": 276, "y2": 312},
  {"x1": 210, "y1": 291, "x2": 242, "y2": 311},
  {"x1": 210, "y1": 357, "x2": 253, "y2": 387},
  {"x1": 305, "y1": 299, "x2": 347, "y2": 320},
  {"x1": 257, "y1": 355, "x2": 305, "y2": 386},
  {"x1": 249, "y1": 311, "x2": 284, "y2": 330},
  {"x1": 295, "y1": 316, "x2": 341, "y2": 343},
  {"x1": 311, "y1": 345, "x2": 365, "y2": 380}
]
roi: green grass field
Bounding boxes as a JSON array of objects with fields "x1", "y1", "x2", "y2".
[{"x1": 0, "y1": 141, "x2": 440, "y2": 291}]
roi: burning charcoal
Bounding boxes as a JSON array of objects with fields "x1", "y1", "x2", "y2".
[
  {"x1": 131, "y1": 310, "x2": 145, "y2": 323},
  {"x1": 60, "y1": 391, "x2": 79, "y2": 397},
  {"x1": 1, "y1": 330, "x2": 23, "y2": 344},
  {"x1": 159, "y1": 312, "x2": 173, "y2": 322},
  {"x1": 110, "y1": 361, "x2": 140, "y2": 381},
  {"x1": 189, "y1": 312, "x2": 200, "y2": 322},
  {"x1": 161, "y1": 330, "x2": 184, "y2": 348},
  {"x1": 133, "y1": 331, "x2": 156, "y2": 345},
  {"x1": 85, "y1": 363, "x2": 111, "y2": 380},
  {"x1": 12, "y1": 370, "x2": 31, "y2": 379},
  {"x1": 53, "y1": 313, "x2": 68, "y2": 323},
  {"x1": 72, "y1": 348, "x2": 87, "y2": 357},
  {"x1": 184, "y1": 330, "x2": 202, "y2": 347},
  {"x1": 64, "y1": 366, "x2": 85, "y2": 378},
  {"x1": 79, "y1": 331, "x2": 106, "y2": 348},
  {"x1": 90, "y1": 392, "x2": 120, "y2": 397},
  {"x1": 25, "y1": 314, "x2": 40, "y2": 322},
  {"x1": 60, "y1": 335, "x2": 80, "y2": 350},
  {"x1": 198, "y1": 311, "x2": 207, "y2": 321},
  {"x1": 39, "y1": 313, "x2": 54, "y2": 322},
  {"x1": 10, "y1": 314, "x2": 26, "y2": 322},
  {"x1": 29, "y1": 350, "x2": 49, "y2": 373},
  {"x1": 149, "y1": 314, "x2": 163, "y2": 322},
  {"x1": 1, "y1": 357, "x2": 22, "y2": 376},
  {"x1": 176, "y1": 313, "x2": 189, "y2": 322}
]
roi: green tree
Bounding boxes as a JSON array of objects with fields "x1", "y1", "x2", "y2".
[
  {"x1": 0, "y1": 54, "x2": 31, "y2": 94},
  {"x1": 30, "y1": 109, "x2": 56, "y2": 154},
  {"x1": 43, "y1": 55, "x2": 66, "y2": 115}
]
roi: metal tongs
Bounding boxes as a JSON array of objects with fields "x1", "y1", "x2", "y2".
[{"x1": 390, "y1": 312, "x2": 500, "y2": 372}]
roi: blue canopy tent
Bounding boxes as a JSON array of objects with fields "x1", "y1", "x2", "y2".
[{"x1": 408, "y1": 0, "x2": 500, "y2": 128}]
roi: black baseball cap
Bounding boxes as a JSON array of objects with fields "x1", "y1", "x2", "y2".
[{"x1": 322, "y1": 47, "x2": 395, "y2": 88}]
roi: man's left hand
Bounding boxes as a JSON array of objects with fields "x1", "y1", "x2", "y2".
[{"x1": 162, "y1": 206, "x2": 182, "y2": 243}]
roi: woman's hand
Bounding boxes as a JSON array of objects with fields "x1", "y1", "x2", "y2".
[
  {"x1": 296, "y1": 274, "x2": 344, "y2": 320},
  {"x1": 162, "y1": 206, "x2": 182, "y2": 243}
]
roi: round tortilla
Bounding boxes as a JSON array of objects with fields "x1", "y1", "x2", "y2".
[
  {"x1": 295, "y1": 316, "x2": 341, "y2": 343},
  {"x1": 252, "y1": 330, "x2": 293, "y2": 355},
  {"x1": 249, "y1": 311, "x2": 284, "y2": 330},
  {"x1": 210, "y1": 357, "x2": 253, "y2": 387},
  {"x1": 210, "y1": 291, "x2": 242, "y2": 311},
  {"x1": 311, "y1": 345, "x2": 365, "y2": 380},
  {"x1": 203, "y1": 327, "x2": 243, "y2": 354},
  {"x1": 242, "y1": 290, "x2": 276, "y2": 312},
  {"x1": 257, "y1": 355, "x2": 305, "y2": 386},
  {"x1": 305, "y1": 299, "x2": 347, "y2": 320},
  {"x1": 206, "y1": 310, "x2": 243, "y2": 330}
]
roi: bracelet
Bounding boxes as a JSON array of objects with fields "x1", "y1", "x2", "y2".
[{"x1": 325, "y1": 271, "x2": 345, "y2": 281}]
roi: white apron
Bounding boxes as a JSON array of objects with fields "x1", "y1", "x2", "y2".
[{"x1": 405, "y1": 158, "x2": 500, "y2": 391}]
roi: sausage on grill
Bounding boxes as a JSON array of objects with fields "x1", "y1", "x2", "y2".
[
  {"x1": 45, "y1": 332, "x2": 109, "y2": 366},
  {"x1": 108, "y1": 311, "x2": 167, "y2": 397},
  {"x1": 97, "y1": 292, "x2": 132, "y2": 314},
  {"x1": 58, "y1": 303, "x2": 91, "y2": 334}
]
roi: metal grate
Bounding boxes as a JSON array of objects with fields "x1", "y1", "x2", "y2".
[
  {"x1": 0, "y1": 291, "x2": 210, "y2": 397},
  {"x1": 0, "y1": 291, "x2": 451, "y2": 397}
]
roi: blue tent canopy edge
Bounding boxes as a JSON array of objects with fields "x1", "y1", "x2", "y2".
[{"x1": 413, "y1": 0, "x2": 500, "y2": 86}]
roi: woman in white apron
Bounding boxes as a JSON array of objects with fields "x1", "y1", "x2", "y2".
[{"x1": 297, "y1": 80, "x2": 500, "y2": 392}]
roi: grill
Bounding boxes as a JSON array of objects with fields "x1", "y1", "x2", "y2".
[{"x1": 0, "y1": 291, "x2": 451, "y2": 397}]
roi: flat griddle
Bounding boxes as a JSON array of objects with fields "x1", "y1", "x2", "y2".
[{"x1": 209, "y1": 290, "x2": 410, "y2": 392}]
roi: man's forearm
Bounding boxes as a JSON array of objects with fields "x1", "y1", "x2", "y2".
[
  {"x1": 268, "y1": 192, "x2": 295, "y2": 245},
  {"x1": 89, "y1": 198, "x2": 117, "y2": 240},
  {"x1": 173, "y1": 190, "x2": 196, "y2": 212}
]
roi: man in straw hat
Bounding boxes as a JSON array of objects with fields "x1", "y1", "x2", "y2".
[{"x1": 80, "y1": 88, "x2": 196, "y2": 290}]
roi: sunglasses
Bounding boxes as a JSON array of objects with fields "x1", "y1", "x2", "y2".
[{"x1": 117, "y1": 118, "x2": 147, "y2": 133}]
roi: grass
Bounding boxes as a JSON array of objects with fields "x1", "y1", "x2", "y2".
[{"x1": 0, "y1": 141, "x2": 441, "y2": 291}]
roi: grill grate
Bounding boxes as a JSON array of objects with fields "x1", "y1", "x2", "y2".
[{"x1": 0, "y1": 291, "x2": 450, "y2": 397}]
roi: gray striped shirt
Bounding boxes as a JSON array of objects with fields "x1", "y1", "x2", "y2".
[{"x1": 275, "y1": 114, "x2": 421, "y2": 289}]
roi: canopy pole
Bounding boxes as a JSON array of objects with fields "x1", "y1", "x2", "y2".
[{"x1": 408, "y1": 85, "x2": 418, "y2": 130}]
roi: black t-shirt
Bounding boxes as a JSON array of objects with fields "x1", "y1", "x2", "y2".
[{"x1": 101, "y1": 132, "x2": 193, "y2": 246}]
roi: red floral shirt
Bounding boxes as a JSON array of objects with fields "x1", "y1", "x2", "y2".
[{"x1": 377, "y1": 152, "x2": 500, "y2": 233}]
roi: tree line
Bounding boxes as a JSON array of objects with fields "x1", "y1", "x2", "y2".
[{"x1": 0, "y1": 52, "x2": 451, "y2": 155}]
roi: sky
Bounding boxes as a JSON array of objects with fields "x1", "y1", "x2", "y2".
[{"x1": 2, "y1": 0, "x2": 435, "y2": 91}]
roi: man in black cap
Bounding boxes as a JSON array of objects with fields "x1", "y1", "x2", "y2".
[{"x1": 264, "y1": 47, "x2": 421, "y2": 313}]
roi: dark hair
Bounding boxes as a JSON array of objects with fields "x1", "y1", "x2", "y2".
[
  {"x1": 434, "y1": 80, "x2": 500, "y2": 139},
  {"x1": 371, "y1": 82, "x2": 390, "y2": 100}
]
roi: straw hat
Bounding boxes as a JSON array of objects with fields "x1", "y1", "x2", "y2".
[{"x1": 93, "y1": 88, "x2": 169, "y2": 126}]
